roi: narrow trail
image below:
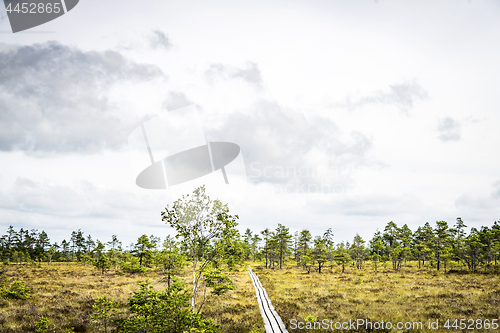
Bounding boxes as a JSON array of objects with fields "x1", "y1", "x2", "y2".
[{"x1": 248, "y1": 267, "x2": 289, "y2": 333}]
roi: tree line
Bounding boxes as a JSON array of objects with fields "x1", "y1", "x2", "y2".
[
  {"x1": 1, "y1": 217, "x2": 499, "y2": 274},
  {"x1": 243, "y1": 218, "x2": 500, "y2": 273}
]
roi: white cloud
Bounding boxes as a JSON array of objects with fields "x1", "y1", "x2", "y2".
[
  {"x1": 336, "y1": 79, "x2": 429, "y2": 114},
  {"x1": 455, "y1": 181, "x2": 500, "y2": 222},
  {"x1": 437, "y1": 117, "x2": 461, "y2": 142},
  {"x1": 205, "y1": 62, "x2": 263, "y2": 90}
]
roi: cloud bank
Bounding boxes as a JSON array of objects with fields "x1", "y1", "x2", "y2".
[{"x1": 0, "y1": 41, "x2": 164, "y2": 155}]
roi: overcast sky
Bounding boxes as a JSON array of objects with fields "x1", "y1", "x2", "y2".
[{"x1": 1, "y1": 0, "x2": 499, "y2": 248}]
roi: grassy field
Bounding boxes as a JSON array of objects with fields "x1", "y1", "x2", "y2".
[
  {"x1": 252, "y1": 262, "x2": 500, "y2": 332},
  {"x1": 1, "y1": 261, "x2": 499, "y2": 332},
  {"x1": 0, "y1": 263, "x2": 263, "y2": 333}
]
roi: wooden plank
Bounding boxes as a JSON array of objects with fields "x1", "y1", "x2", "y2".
[{"x1": 249, "y1": 267, "x2": 289, "y2": 333}]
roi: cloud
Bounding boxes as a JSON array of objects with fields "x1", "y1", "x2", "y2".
[
  {"x1": 437, "y1": 117, "x2": 461, "y2": 142},
  {"x1": 205, "y1": 62, "x2": 263, "y2": 90},
  {"x1": 205, "y1": 99, "x2": 376, "y2": 191},
  {"x1": 455, "y1": 181, "x2": 500, "y2": 221},
  {"x1": 310, "y1": 192, "x2": 423, "y2": 217},
  {"x1": 149, "y1": 30, "x2": 172, "y2": 50},
  {"x1": 0, "y1": 177, "x2": 160, "y2": 219},
  {"x1": 0, "y1": 41, "x2": 164, "y2": 155},
  {"x1": 163, "y1": 91, "x2": 193, "y2": 111},
  {"x1": 0, "y1": 177, "x2": 174, "y2": 246},
  {"x1": 118, "y1": 30, "x2": 174, "y2": 51},
  {"x1": 337, "y1": 79, "x2": 429, "y2": 114},
  {"x1": 492, "y1": 181, "x2": 500, "y2": 199}
]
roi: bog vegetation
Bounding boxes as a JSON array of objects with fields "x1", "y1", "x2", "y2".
[{"x1": 0, "y1": 186, "x2": 499, "y2": 332}]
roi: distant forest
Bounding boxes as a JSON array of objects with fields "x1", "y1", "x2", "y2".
[{"x1": 0, "y1": 218, "x2": 499, "y2": 274}]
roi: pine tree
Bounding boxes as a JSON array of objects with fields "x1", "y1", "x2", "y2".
[
  {"x1": 132, "y1": 235, "x2": 155, "y2": 267},
  {"x1": 274, "y1": 224, "x2": 292, "y2": 269}
]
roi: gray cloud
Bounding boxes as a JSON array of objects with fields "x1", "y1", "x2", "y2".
[
  {"x1": 437, "y1": 117, "x2": 461, "y2": 142},
  {"x1": 205, "y1": 62, "x2": 263, "y2": 90},
  {"x1": 205, "y1": 99, "x2": 376, "y2": 190},
  {"x1": 0, "y1": 41, "x2": 164, "y2": 155},
  {"x1": 163, "y1": 91, "x2": 193, "y2": 111},
  {"x1": 149, "y1": 30, "x2": 172, "y2": 50},
  {"x1": 0, "y1": 177, "x2": 158, "y2": 219},
  {"x1": 337, "y1": 79, "x2": 429, "y2": 114}
]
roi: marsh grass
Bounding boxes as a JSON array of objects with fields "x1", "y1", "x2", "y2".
[
  {"x1": 0, "y1": 261, "x2": 498, "y2": 332},
  {"x1": 0, "y1": 263, "x2": 263, "y2": 333},
  {"x1": 253, "y1": 263, "x2": 500, "y2": 332}
]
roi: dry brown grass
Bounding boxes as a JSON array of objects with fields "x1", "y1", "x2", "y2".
[
  {"x1": 252, "y1": 262, "x2": 500, "y2": 332},
  {"x1": 1, "y1": 261, "x2": 498, "y2": 332},
  {"x1": 0, "y1": 263, "x2": 263, "y2": 333}
]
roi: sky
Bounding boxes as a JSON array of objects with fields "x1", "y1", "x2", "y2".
[{"x1": 0, "y1": 0, "x2": 499, "y2": 248}]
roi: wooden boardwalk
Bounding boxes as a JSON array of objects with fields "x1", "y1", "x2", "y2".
[{"x1": 248, "y1": 267, "x2": 289, "y2": 333}]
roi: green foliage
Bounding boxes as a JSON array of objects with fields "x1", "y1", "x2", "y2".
[
  {"x1": 93, "y1": 253, "x2": 112, "y2": 275},
  {"x1": 273, "y1": 224, "x2": 292, "y2": 269},
  {"x1": 304, "y1": 314, "x2": 316, "y2": 323},
  {"x1": 120, "y1": 259, "x2": 146, "y2": 274},
  {"x1": 156, "y1": 236, "x2": 185, "y2": 288},
  {"x1": 132, "y1": 235, "x2": 156, "y2": 267},
  {"x1": 161, "y1": 185, "x2": 241, "y2": 311},
  {"x1": 1, "y1": 280, "x2": 31, "y2": 300},
  {"x1": 296, "y1": 229, "x2": 312, "y2": 270},
  {"x1": 35, "y1": 316, "x2": 50, "y2": 333},
  {"x1": 335, "y1": 243, "x2": 351, "y2": 273},
  {"x1": 121, "y1": 278, "x2": 219, "y2": 333},
  {"x1": 90, "y1": 294, "x2": 118, "y2": 333},
  {"x1": 313, "y1": 236, "x2": 328, "y2": 273},
  {"x1": 203, "y1": 268, "x2": 235, "y2": 296},
  {"x1": 350, "y1": 234, "x2": 368, "y2": 269}
]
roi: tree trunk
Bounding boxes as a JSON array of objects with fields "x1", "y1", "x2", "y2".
[{"x1": 191, "y1": 251, "x2": 197, "y2": 310}]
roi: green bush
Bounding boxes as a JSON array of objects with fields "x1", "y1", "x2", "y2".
[
  {"x1": 1, "y1": 280, "x2": 31, "y2": 300},
  {"x1": 305, "y1": 314, "x2": 317, "y2": 323},
  {"x1": 35, "y1": 316, "x2": 50, "y2": 333},
  {"x1": 203, "y1": 268, "x2": 236, "y2": 296},
  {"x1": 120, "y1": 278, "x2": 219, "y2": 333},
  {"x1": 120, "y1": 261, "x2": 146, "y2": 274},
  {"x1": 90, "y1": 294, "x2": 119, "y2": 333}
]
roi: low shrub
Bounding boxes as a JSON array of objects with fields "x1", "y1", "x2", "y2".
[
  {"x1": 1, "y1": 280, "x2": 31, "y2": 300},
  {"x1": 120, "y1": 262, "x2": 146, "y2": 274},
  {"x1": 35, "y1": 316, "x2": 50, "y2": 333}
]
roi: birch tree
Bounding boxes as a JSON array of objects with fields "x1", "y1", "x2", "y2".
[{"x1": 161, "y1": 185, "x2": 240, "y2": 312}]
